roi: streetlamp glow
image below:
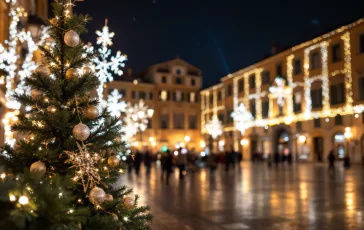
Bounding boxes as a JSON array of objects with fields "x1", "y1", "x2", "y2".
[
  {"x1": 298, "y1": 135, "x2": 306, "y2": 143},
  {"x1": 218, "y1": 140, "x2": 225, "y2": 147},
  {"x1": 200, "y1": 141, "x2": 206, "y2": 148},
  {"x1": 184, "y1": 136, "x2": 190, "y2": 142},
  {"x1": 240, "y1": 139, "x2": 248, "y2": 146},
  {"x1": 344, "y1": 127, "x2": 353, "y2": 139}
]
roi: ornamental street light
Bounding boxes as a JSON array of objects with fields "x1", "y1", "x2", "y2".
[
  {"x1": 127, "y1": 100, "x2": 154, "y2": 144},
  {"x1": 205, "y1": 115, "x2": 223, "y2": 152},
  {"x1": 344, "y1": 127, "x2": 353, "y2": 158}
]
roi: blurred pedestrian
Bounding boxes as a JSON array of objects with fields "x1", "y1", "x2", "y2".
[
  {"x1": 176, "y1": 148, "x2": 187, "y2": 180},
  {"x1": 328, "y1": 149, "x2": 335, "y2": 172},
  {"x1": 161, "y1": 150, "x2": 173, "y2": 184},
  {"x1": 225, "y1": 151, "x2": 232, "y2": 172},
  {"x1": 274, "y1": 152, "x2": 280, "y2": 166},
  {"x1": 127, "y1": 154, "x2": 134, "y2": 174},
  {"x1": 230, "y1": 146, "x2": 237, "y2": 170},
  {"x1": 144, "y1": 149, "x2": 152, "y2": 175},
  {"x1": 287, "y1": 151, "x2": 293, "y2": 165},
  {"x1": 208, "y1": 152, "x2": 218, "y2": 172},
  {"x1": 344, "y1": 155, "x2": 351, "y2": 169},
  {"x1": 134, "y1": 151, "x2": 142, "y2": 176}
]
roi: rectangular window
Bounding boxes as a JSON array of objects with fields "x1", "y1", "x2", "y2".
[
  {"x1": 173, "y1": 113, "x2": 185, "y2": 129},
  {"x1": 227, "y1": 109, "x2": 234, "y2": 124},
  {"x1": 174, "y1": 91, "x2": 183, "y2": 102},
  {"x1": 330, "y1": 83, "x2": 345, "y2": 105},
  {"x1": 293, "y1": 92, "x2": 302, "y2": 113},
  {"x1": 148, "y1": 92, "x2": 153, "y2": 100},
  {"x1": 276, "y1": 63, "x2": 282, "y2": 76},
  {"x1": 294, "y1": 59, "x2": 301, "y2": 75},
  {"x1": 189, "y1": 92, "x2": 196, "y2": 103},
  {"x1": 191, "y1": 78, "x2": 196, "y2": 86},
  {"x1": 314, "y1": 118, "x2": 321, "y2": 128},
  {"x1": 160, "y1": 90, "x2": 168, "y2": 101},
  {"x1": 217, "y1": 91, "x2": 222, "y2": 101},
  {"x1": 296, "y1": 121, "x2": 302, "y2": 131},
  {"x1": 218, "y1": 113, "x2": 225, "y2": 124},
  {"x1": 139, "y1": 91, "x2": 146, "y2": 100},
  {"x1": 311, "y1": 89, "x2": 323, "y2": 108},
  {"x1": 310, "y1": 52, "x2": 320, "y2": 69},
  {"x1": 238, "y1": 79, "x2": 244, "y2": 92},
  {"x1": 332, "y1": 44, "x2": 342, "y2": 62},
  {"x1": 188, "y1": 115, "x2": 197, "y2": 129},
  {"x1": 176, "y1": 77, "x2": 182, "y2": 85},
  {"x1": 160, "y1": 114, "x2": 169, "y2": 129},
  {"x1": 161, "y1": 76, "x2": 167, "y2": 83},
  {"x1": 250, "y1": 103, "x2": 256, "y2": 118},
  {"x1": 360, "y1": 34, "x2": 364, "y2": 53},
  {"x1": 262, "y1": 71, "x2": 270, "y2": 85},
  {"x1": 334, "y1": 115, "x2": 343, "y2": 125},
  {"x1": 249, "y1": 74, "x2": 256, "y2": 89},
  {"x1": 359, "y1": 78, "x2": 364, "y2": 100},
  {"x1": 227, "y1": 84, "x2": 233, "y2": 96},
  {"x1": 132, "y1": 91, "x2": 138, "y2": 99},
  {"x1": 279, "y1": 105, "x2": 284, "y2": 116},
  {"x1": 262, "y1": 101, "x2": 269, "y2": 118},
  {"x1": 209, "y1": 95, "x2": 213, "y2": 104}
]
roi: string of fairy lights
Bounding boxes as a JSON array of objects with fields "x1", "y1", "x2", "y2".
[
  {"x1": 201, "y1": 20, "x2": 364, "y2": 144},
  {"x1": 0, "y1": 0, "x2": 49, "y2": 146},
  {"x1": 0, "y1": 0, "x2": 136, "y2": 222}
]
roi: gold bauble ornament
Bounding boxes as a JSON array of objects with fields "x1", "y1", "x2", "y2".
[
  {"x1": 123, "y1": 196, "x2": 134, "y2": 208},
  {"x1": 31, "y1": 89, "x2": 42, "y2": 98},
  {"x1": 72, "y1": 123, "x2": 90, "y2": 141},
  {"x1": 35, "y1": 65, "x2": 51, "y2": 76},
  {"x1": 89, "y1": 187, "x2": 106, "y2": 205},
  {"x1": 66, "y1": 68, "x2": 79, "y2": 80},
  {"x1": 105, "y1": 194, "x2": 113, "y2": 202},
  {"x1": 86, "y1": 105, "x2": 99, "y2": 119},
  {"x1": 64, "y1": 30, "x2": 80, "y2": 47},
  {"x1": 111, "y1": 213, "x2": 119, "y2": 221},
  {"x1": 30, "y1": 161, "x2": 46, "y2": 176},
  {"x1": 50, "y1": 18, "x2": 57, "y2": 25},
  {"x1": 47, "y1": 105, "x2": 57, "y2": 113},
  {"x1": 82, "y1": 66, "x2": 93, "y2": 75},
  {"x1": 107, "y1": 156, "x2": 120, "y2": 168}
]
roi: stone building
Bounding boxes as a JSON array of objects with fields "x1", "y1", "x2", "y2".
[
  {"x1": 201, "y1": 18, "x2": 364, "y2": 163},
  {"x1": 106, "y1": 57, "x2": 204, "y2": 152}
]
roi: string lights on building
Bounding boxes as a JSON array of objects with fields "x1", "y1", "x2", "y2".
[{"x1": 201, "y1": 20, "x2": 363, "y2": 133}]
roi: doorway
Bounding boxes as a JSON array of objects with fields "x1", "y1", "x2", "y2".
[
  {"x1": 334, "y1": 133, "x2": 345, "y2": 160},
  {"x1": 313, "y1": 137, "x2": 324, "y2": 162}
]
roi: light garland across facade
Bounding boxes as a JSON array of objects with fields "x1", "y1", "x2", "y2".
[{"x1": 201, "y1": 22, "x2": 363, "y2": 133}]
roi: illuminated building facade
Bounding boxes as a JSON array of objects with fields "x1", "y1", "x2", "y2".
[
  {"x1": 201, "y1": 18, "x2": 364, "y2": 163},
  {"x1": 106, "y1": 57, "x2": 203, "y2": 152}
]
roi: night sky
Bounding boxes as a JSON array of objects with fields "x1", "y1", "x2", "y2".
[{"x1": 75, "y1": 0, "x2": 364, "y2": 88}]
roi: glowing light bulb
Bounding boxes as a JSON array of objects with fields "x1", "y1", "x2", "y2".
[
  {"x1": 9, "y1": 195, "x2": 16, "y2": 201},
  {"x1": 18, "y1": 196, "x2": 29, "y2": 205}
]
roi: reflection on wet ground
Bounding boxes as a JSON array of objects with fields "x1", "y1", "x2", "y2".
[{"x1": 118, "y1": 163, "x2": 364, "y2": 230}]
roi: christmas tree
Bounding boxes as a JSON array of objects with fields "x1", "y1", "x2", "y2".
[{"x1": 0, "y1": 0, "x2": 152, "y2": 229}]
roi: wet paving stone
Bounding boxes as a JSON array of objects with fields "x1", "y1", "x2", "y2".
[{"x1": 118, "y1": 163, "x2": 364, "y2": 230}]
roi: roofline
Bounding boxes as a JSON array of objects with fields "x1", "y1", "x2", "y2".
[
  {"x1": 219, "y1": 17, "x2": 364, "y2": 81},
  {"x1": 201, "y1": 83, "x2": 224, "y2": 93},
  {"x1": 147, "y1": 57, "x2": 202, "y2": 73},
  {"x1": 106, "y1": 80, "x2": 155, "y2": 87}
]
